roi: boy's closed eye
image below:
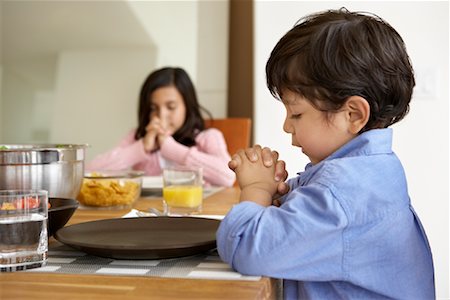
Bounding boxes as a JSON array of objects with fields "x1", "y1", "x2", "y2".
[{"x1": 290, "y1": 113, "x2": 302, "y2": 119}]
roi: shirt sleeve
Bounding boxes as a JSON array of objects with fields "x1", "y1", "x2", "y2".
[
  {"x1": 159, "y1": 129, "x2": 235, "y2": 187},
  {"x1": 86, "y1": 129, "x2": 153, "y2": 171},
  {"x1": 216, "y1": 182, "x2": 348, "y2": 281}
]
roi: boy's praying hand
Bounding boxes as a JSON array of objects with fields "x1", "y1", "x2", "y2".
[{"x1": 228, "y1": 145, "x2": 289, "y2": 206}]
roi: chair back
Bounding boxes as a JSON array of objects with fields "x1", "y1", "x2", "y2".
[{"x1": 204, "y1": 118, "x2": 252, "y2": 156}]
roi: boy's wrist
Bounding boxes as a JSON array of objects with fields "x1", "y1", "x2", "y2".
[{"x1": 239, "y1": 183, "x2": 275, "y2": 207}]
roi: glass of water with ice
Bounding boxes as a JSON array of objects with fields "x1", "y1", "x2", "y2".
[{"x1": 0, "y1": 190, "x2": 48, "y2": 272}]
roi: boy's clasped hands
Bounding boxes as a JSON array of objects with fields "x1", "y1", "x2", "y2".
[{"x1": 228, "y1": 145, "x2": 289, "y2": 206}]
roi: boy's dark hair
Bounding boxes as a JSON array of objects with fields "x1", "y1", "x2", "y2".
[
  {"x1": 266, "y1": 8, "x2": 415, "y2": 131},
  {"x1": 135, "y1": 67, "x2": 210, "y2": 146}
]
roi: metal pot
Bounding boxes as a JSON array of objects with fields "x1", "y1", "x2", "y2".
[{"x1": 0, "y1": 144, "x2": 87, "y2": 199}]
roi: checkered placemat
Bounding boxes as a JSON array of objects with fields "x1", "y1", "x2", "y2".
[{"x1": 25, "y1": 242, "x2": 261, "y2": 281}]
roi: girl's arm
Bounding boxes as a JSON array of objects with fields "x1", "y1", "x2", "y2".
[
  {"x1": 86, "y1": 130, "x2": 159, "y2": 172},
  {"x1": 159, "y1": 128, "x2": 236, "y2": 187}
]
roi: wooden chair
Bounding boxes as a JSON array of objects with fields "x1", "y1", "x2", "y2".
[{"x1": 204, "y1": 118, "x2": 252, "y2": 157}]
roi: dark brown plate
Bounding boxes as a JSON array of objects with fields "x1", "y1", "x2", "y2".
[
  {"x1": 54, "y1": 217, "x2": 220, "y2": 259},
  {"x1": 48, "y1": 198, "x2": 79, "y2": 237}
]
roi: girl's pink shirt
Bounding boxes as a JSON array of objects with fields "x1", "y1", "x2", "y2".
[{"x1": 86, "y1": 128, "x2": 236, "y2": 187}]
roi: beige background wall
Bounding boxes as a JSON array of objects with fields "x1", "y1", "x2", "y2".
[{"x1": 50, "y1": 49, "x2": 155, "y2": 150}]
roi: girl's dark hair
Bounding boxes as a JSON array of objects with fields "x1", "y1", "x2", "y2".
[
  {"x1": 135, "y1": 67, "x2": 211, "y2": 146},
  {"x1": 266, "y1": 8, "x2": 415, "y2": 131}
]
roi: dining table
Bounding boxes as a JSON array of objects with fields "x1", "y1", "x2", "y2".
[{"x1": 0, "y1": 187, "x2": 280, "y2": 299}]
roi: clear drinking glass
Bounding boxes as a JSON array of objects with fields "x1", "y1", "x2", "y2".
[
  {"x1": 0, "y1": 190, "x2": 48, "y2": 272},
  {"x1": 162, "y1": 166, "x2": 203, "y2": 216}
]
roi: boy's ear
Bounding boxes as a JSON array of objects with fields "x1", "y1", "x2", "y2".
[{"x1": 344, "y1": 96, "x2": 370, "y2": 134}]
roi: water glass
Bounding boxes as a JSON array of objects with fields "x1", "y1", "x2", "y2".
[
  {"x1": 0, "y1": 190, "x2": 48, "y2": 272},
  {"x1": 162, "y1": 166, "x2": 203, "y2": 216}
]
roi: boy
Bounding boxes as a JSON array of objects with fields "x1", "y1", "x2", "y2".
[{"x1": 217, "y1": 8, "x2": 435, "y2": 299}]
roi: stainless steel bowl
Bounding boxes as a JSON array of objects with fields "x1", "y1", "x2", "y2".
[{"x1": 0, "y1": 144, "x2": 87, "y2": 199}]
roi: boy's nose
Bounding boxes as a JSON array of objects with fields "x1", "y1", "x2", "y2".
[{"x1": 283, "y1": 118, "x2": 293, "y2": 133}]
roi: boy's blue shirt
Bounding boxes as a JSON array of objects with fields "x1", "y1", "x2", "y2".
[{"x1": 216, "y1": 128, "x2": 435, "y2": 299}]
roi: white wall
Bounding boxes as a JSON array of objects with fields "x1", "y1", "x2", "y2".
[
  {"x1": 196, "y1": 0, "x2": 229, "y2": 118},
  {"x1": 127, "y1": 1, "x2": 198, "y2": 79},
  {"x1": 2, "y1": 56, "x2": 57, "y2": 143},
  {"x1": 2, "y1": 68, "x2": 35, "y2": 143},
  {"x1": 51, "y1": 49, "x2": 155, "y2": 161},
  {"x1": 254, "y1": 1, "x2": 449, "y2": 298},
  {"x1": 31, "y1": 90, "x2": 54, "y2": 142},
  {"x1": 127, "y1": 0, "x2": 229, "y2": 118}
]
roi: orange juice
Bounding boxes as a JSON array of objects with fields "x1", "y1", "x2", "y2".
[{"x1": 163, "y1": 185, "x2": 203, "y2": 208}]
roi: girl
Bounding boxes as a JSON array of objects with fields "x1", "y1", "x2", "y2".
[{"x1": 87, "y1": 67, "x2": 235, "y2": 187}]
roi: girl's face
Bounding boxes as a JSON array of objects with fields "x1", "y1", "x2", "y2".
[
  {"x1": 282, "y1": 90, "x2": 355, "y2": 165},
  {"x1": 150, "y1": 86, "x2": 187, "y2": 135}
]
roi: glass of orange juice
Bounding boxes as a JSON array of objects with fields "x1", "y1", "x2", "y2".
[{"x1": 162, "y1": 166, "x2": 203, "y2": 216}]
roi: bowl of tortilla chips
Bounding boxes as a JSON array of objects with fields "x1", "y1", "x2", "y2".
[{"x1": 77, "y1": 170, "x2": 143, "y2": 209}]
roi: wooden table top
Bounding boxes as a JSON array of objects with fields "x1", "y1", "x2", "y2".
[{"x1": 0, "y1": 188, "x2": 278, "y2": 300}]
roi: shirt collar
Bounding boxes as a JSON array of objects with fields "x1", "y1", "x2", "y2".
[{"x1": 297, "y1": 128, "x2": 393, "y2": 184}]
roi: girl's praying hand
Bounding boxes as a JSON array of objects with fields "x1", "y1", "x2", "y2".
[{"x1": 143, "y1": 116, "x2": 169, "y2": 152}]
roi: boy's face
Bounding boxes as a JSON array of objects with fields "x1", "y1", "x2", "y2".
[{"x1": 282, "y1": 90, "x2": 355, "y2": 165}]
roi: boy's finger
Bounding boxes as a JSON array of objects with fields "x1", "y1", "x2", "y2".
[
  {"x1": 261, "y1": 147, "x2": 274, "y2": 167},
  {"x1": 228, "y1": 159, "x2": 237, "y2": 171},
  {"x1": 278, "y1": 182, "x2": 290, "y2": 195},
  {"x1": 228, "y1": 153, "x2": 243, "y2": 171},
  {"x1": 274, "y1": 160, "x2": 287, "y2": 182},
  {"x1": 271, "y1": 150, "x2": 279, "y2": 161},
  {"x1": 272, "y1": 199, "x2": 281, "y2": 207},
  {"x1": 245, "y1": 148, "x2": 258, "y2": 162}
]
